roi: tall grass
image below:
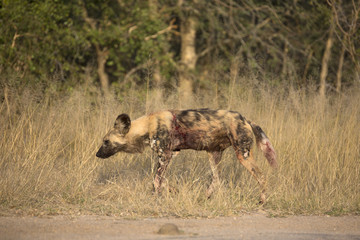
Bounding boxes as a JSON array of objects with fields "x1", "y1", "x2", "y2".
[{"x1": 0, "y1": 79, "x2": 359, "y2": 217}]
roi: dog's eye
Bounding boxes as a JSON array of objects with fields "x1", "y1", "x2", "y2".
[{"x1": 104, "y1": 140, "x2": 110, "y2": 146}]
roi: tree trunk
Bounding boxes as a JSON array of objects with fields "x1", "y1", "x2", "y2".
[
  {"x1": 148, "y1": 0, "x2": 163, "y2": 104},
  {"x1": 148, "y1": 60, "x2": 164, "y2": 112},
  {"x1": 336, "y1": 43, "x2": 345, "y2": 93},
  {"x1": 179, "y1": 14, "x2": 197, "y2": 106},
  {"x1": 95, "y1": 45, "x2": 110, "y2": 96},
  {"x1": 228, "y1": 56, "x2": 239, "y2": 109},
  {"x1": 319, "y1": 23, "x2": 334, "y2": 98},
  {"x1": 281, "y1": 41, "x2": 289, "y2": 80},
  {"x1": 302, "y1": 48, "x2": 313, "y2": 85},
  {"x1": 81, "y1": 1, "x2": 110, "y2": 97}
]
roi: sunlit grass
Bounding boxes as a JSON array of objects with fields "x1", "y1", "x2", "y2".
[{"x1": 0, "y1": 81, "x2": 359, "y2": 217}]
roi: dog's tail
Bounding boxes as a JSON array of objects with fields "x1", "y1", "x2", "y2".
[{"x1": 249, "y1": 122, "x2": 278, "y2": 168}]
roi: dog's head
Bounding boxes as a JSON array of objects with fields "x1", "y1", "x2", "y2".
[{"x1": 96, "y1": 114, "x2": 132, "y2": 158}]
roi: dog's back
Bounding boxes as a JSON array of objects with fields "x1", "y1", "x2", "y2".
[{"x1": 168, "y1": 109, "x2": 249, "y2": 152}]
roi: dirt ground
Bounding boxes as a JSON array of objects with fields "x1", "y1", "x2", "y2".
[{"x1": 1, "y1": 213, "x2": 359, "y2": 240}]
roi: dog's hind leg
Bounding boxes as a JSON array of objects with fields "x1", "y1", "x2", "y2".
[{"x1": 206, "y1": 151, "x2": 223, "y2": 198}]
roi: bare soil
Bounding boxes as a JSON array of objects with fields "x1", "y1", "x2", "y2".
[{"x1": 1, "y1": 213, "x2": 359, "y2": 240}]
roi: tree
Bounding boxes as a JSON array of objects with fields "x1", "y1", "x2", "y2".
[
  {"x1": 0, "y1": 0, "x2": 83, "y2": 87},
  {"x1": 1, "y1": 0, "x2": 359, "y2": 97},
  {"x1": 319, "y1": 19, "x2": 334, "y2": 98},
  {"x1": 177, "y1": 0, "x2": 197, "y2": 104},
  {"x1": 80, "y1": 0, "x2": 111, "y2": 96},
  {"x1": 329, "y1": 0, "x2": 360, "y2": 88}
]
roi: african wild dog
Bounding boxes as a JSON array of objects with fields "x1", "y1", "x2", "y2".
[{"x1": 96, "y1": 109, "x2": 277, "y2": 203}]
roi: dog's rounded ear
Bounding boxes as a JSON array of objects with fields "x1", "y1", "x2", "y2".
[{"x1": 114, "y1": 114, "x2": 131, "y2": 134}]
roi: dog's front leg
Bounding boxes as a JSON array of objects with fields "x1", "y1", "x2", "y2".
[
  {"x1": 206, "y1": 151, "x2": 223, "y2": 198},
  {"x1": 153, "y1": 151, "x2": 172, "y2": 194}
]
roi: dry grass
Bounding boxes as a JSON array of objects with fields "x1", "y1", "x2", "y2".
[{"x1": 0, "y1": 80, "x2": 359, "y2": 217}]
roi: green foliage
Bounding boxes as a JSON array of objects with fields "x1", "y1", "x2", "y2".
[
  {"x1": 0, "y1": 0, "x2": 359, "y2": 94},
  {"x1": 1, "y1": 0, "x2": 85, "y2": 88}
]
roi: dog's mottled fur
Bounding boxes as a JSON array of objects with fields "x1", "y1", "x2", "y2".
[{"x1": 96, "y1": 109, "x2": 277, "y2": 202}]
